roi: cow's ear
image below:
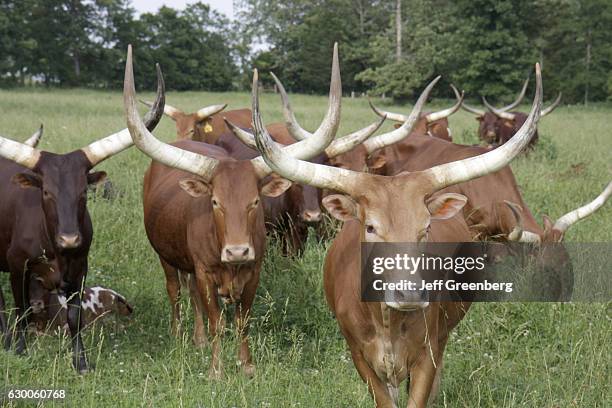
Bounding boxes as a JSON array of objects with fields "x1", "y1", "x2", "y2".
[
  {"x1": 261, "y1": 176, "x2": 292, "y2": 197},
  {"x1": 12, "y1": 173, "x2": 42, "y2": 189},
  {"x1": 179, "y1": 178, "x2": 211, "y2": 197},
  {"x1": 87, "y1": 171, "x2": 107, "y2": 186},
  {"x1": 322, "y1": 194, "x2": 359, "y2": 222},
  {"x1": 427, "y1": 193, "x2": 467, "y2": 220},
  {"x1": 367, "y1": 152, "x2": 387, "y2": 170}
]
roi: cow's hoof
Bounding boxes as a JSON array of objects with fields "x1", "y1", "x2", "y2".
[
  {"x1": 73, "y1": 359, "x2": 91, "y2": 375},
  {"x1": 192, "y1": 335, "x2": 208, "y2": 349},
  {"x1": 208, "y1": 366, "x2": 223, "y2": 380},
  {"x1": 241, "y1": 363, "x2": 255, "y2": 377},
  {"x1": 3, "y1": 334, "x2": 12, "y2": 350}
]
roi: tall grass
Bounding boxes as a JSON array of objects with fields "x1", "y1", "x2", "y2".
[{"x1": 0, "y1": 88, "x2": 610, "y2": 407}]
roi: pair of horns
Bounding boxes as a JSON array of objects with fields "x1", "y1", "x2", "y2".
[
  {"x1": 252, "y1": 63, "x2": 542, "y2": 196},
  {"x1": 506, "y1": 181, "x2": 612, "y2": 242},
  {"x1": 140, "y1": 100, "x2": 227, "y2": 122},
  {"x1": 124, "y1": 44, "x2": 343, "y2": 181},
  {"x1": 0, "y1": 64, "x2": 165, "y2": 171}
]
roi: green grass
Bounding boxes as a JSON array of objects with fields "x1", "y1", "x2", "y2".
[{"x1": 0, "y1": 88, "x2": 610, "y2": 407}]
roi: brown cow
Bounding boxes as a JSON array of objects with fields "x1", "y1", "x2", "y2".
[
  {"x1": 221, "y1": 114, "x2": 384, "y2": 255},
  {"x1": 0, "y1": 65, "x2": 164, "y2": 374},
  {"x1": 457, "y1": 80, "x2": 561, "y2": 147},
  {"x1": 140, "y1": 99, "x2": 245, "y2": 144},
  {"x1": 251, "y1": 64, "x2": 543, "y2": 407},
  {"x1": 367, "y1": 92, "x2": 464, "y2": 142},
  {"x1": 123, "y1": 44, "x2": 342, "y2": 377}
]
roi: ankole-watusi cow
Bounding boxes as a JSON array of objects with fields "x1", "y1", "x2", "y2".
[
  {"x1": 251, "y1": 61, "x2": 543, "y2": 406},
  {"x1": 140, "y1": 99, "x2": 245, "y2": 144},
  {"x1": 457, "y1": 79, "x2": 561, "y2": 147},
  {"x1": 0, "y1": 63, "x2": 165, "y2": 374},
  {"x1": 221, "y1": 100, "x2": 384, "y2": 255},
  {"x1": 123, "y1": 44, "x2": 343, "y2": 377}
]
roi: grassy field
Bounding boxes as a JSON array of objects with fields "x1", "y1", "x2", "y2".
[{"x1": 0, "y1": 87, "x2": 610, "y2": 407}]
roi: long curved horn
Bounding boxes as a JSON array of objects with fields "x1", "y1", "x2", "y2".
[
  {"x1": 553, "y1": 181, "x2": 612, "y2": 233},
  {"x1": 83, "y1": 62, "x2": 165, "y2": 167},
  {"x1": 483, "y1": 96, "x2": 516, "y2": 120},
  {"x1": 226, "y1": 114, "x2": 385, "y2": 159},
  {"x1": 0, "y1": 131, "x2": 41, "y2": 169},
  {"x1": 453, "y1": 85, "x2": 485, "y2": 117},
  {"x1": 267, "y1": 70, "x2": 381, "y2": 155},
  {"x1": 541, "y1": 93, "x2": 562, "y2": 117},
  {"x1": 24, "y1": 124, "x2": 43, "y2": 147},
  {"x1": 269, "y1": 43, "x2": 341, "y2": 144},
  {"x1": 505, "y1": 201, "x2": 542, "y2": 243},
  {"x1": 196, "y1": 104, "x2": 227, "y2": 120},
  {"x1": 497, "y1": 78, "x2": 529, "y2": 112},
  {"x1": 367, "y1": 98, "x2": 410, "y2": 123},
  {"x1": 139, "y1": 99, "x2": 183, "y2": 119},
  {"x1": 368, "y1": 87, "x2": 462, "y2": 124},
  {"x1": 123, "y1": 45, "x2": 219, "y2": 181},
  {"x1": 425, "y1": 89, "x2": 464, "y2": 123},
  {"x1": 424, "y1": 63, "x2": 542, "y2": 190},
  {"x1": 362, "y1": 76, "x2": 440, "y2": 153},
  {"x1": 252, "y1": 71, "x2": 361, "y2": 193}
]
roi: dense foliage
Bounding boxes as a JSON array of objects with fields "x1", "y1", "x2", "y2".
[{"x1": 1, "y1": 0, "x2": 611, "y2": 103}]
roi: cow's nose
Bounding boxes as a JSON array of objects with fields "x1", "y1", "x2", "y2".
[
  {"x1": 56, "y1": 233, "x2": 82, "y2": 249},
  {"x1": 221, "y1": 245, "x2": 255, "y2": 264},
  {"x1": 30, "y1": 299, "x2": 45, "y2": 313},
  {"x1": 301, "y1": 210, "x2": 322, "y2": 223}
]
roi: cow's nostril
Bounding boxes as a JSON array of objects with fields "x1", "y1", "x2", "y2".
[
  {"x1": 241, "y1": 247, "x2": 249, "y2": 256},
  {"x1": 56, "y1": 233, "x2": 81, "y2": 249}
]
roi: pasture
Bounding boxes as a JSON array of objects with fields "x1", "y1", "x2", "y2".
[{"x1": 0, "y1": 87, "x2": 610, "y2": 407}]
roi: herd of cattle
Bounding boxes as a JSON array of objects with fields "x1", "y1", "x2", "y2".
[{"x1": 0, "y1": 43, "x2": 610, "y2": 407}]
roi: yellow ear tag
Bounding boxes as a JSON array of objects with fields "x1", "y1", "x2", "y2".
[{"x1": 204, "y1": 123, "x2": 213, "y2": 133}]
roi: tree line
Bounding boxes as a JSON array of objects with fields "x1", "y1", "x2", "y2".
[{"x1": 1, "y1": 0, "x2": 611, "y2": 103}]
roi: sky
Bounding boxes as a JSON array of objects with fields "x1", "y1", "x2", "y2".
[{"x1": 131, "y1": 0, "x2": 234, "y2": 19}]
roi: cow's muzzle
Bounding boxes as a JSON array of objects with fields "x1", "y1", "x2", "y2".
[
  {"x1": 384, "y1": 289, "x2": 430, "y2": 311},
  {"x1": 56, "y1": 233, "x2": 82, "y2": 249},
  {"x1": 300, "y1": 209, "x2": 322, "y2": 224},
  {"x1": 221, "y1": 244, "x2": 255, "y2": 264}
]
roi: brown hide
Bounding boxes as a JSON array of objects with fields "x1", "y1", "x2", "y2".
[
  {"x1": 142, "y1": 139, "x2": 289, "y2": 376},
  {"x1": 216, "y1": 126, "x2": 323, "y2": 255},
  {"x1": 325, "y1": 214, "x2": 472, "y2": 407},
  {"x1": 171, "y1": 108, "x2": 252, "y2": 143}
]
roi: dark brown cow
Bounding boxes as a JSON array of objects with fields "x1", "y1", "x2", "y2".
[
  {"x1": 458, "y1": 81, "x2": 561, "y2": 147},
  {"x1": 251, "y1": 64, "x2": 543, "y2": 407},
  {"x1": 141, "y1": 99, "x2": 247, "y2": 144},
  {"x1": 0, "y1": 63, "x2": 164, "y2": 373},
  {"x1": 124, "y1": 44, "x2": 342, "y2": 377}
]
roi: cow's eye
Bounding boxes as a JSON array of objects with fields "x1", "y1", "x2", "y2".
[
  {"x1": 211, "y1": 198, "x2": 219, "y2": 207},
  {"x1": 252, "y1": 198, "x2": 260, "y2": 207},
  {"x1": 366, "y1": 225, "x2": 376, "y2": 234},
  {"x1": 43, "y1": 190, "x2": 50, "y2": 198}
]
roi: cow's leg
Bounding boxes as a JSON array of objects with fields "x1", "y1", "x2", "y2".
[
  {"x1": 0, "y1": 286, "x2": 9, "y2": 342},
  {"x1": 349, "y1": 347, "x2": 396, "y2": 408},
  {"x1": 194, "y1": 264, "x2": 224, "y2": 379},
  {"x1": 235, "y1": 268, "x2": 259, "y2": 377},
  {"x1": 160, "y1": 258, "x2": 181, "y2": 337},
  {"x1": 184, "y1": 272, "x2": 207, "y2": 347},
  {"x1": 406, "y1": 348, "x2": 442, "y2": 408},
  {"x1": 8, "y1": 266, "x2": 29, "y2": 354},
  {"x1": 65, "y1": 258, "x2": 89, "y2": 374}
]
